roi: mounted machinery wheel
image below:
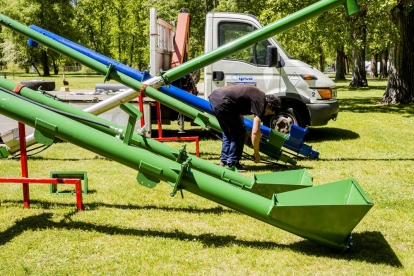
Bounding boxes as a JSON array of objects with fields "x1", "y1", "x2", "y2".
[{"x1": 266, "y1": 107, "x2": 305, "y2": 134}]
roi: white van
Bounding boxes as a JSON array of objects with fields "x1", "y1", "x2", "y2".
[{"x1": 204, "y1": 12, "x2": 339, "y2": 128}]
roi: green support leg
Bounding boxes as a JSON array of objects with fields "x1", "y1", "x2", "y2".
[{"x1": 50, "y1": 171, "x2": 88, "y2": 195}]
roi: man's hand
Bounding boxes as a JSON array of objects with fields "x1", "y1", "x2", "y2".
[{"x1": 254, "y1": 151, "x2": 261, "y2": 163}]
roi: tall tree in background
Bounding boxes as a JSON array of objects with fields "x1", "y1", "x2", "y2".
[
  {"x1": 366, "y1": 1, "x2": 393, "y2": 79},
  {"x1": 349, "y1": 7, "x2": 368, "y2": 87},
  {"x1": 0, "y1": 0, "x2": 76, "y2": 76},
  {"x1": 379, "y1": 50, "x2": 389, "y2": 78},
  {"x1": 335, "y1": 47, "x2": 347, "y2": 79},
  {"x1": 75, "y1": 0, "x2": 112, "y2": 57},
  {"x1": 382, "y1": 0, "x2": 414, "y2": 104}
]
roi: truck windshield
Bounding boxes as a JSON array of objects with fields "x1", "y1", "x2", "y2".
[
  {"x1": 271, "y1": 38, "x2": 292, "y2": 59},
  {"x1": 255, "y1": 20, "x2": 293, "y2": 59},
  {"x1": 218, "y1": 22, "x2": 292, "y2": 64}
]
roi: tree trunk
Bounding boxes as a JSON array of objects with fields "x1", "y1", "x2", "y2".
[
  {"x1": 335, "y1": 47, "x2": 346, "y2": 80},
  {"x1": 350, "y1": 46, "x2": 368, "y2": 87},
  {"x1": 316, "y1": 40, "x2": 324, "y2": 72},
  {"x1": 381, "y1": 3, "x2": 414, "y2": 104},
  {"x1": 345, "y1": 55, "x2": 349, "y2": 74},
  {"x1": 41, "y1": 50, "x2": 50, "y2": 76},
  {"x1": 318, "y1": 41, "x2": 325, "y2": 73},
  {"x1": 129, "y1": 35, "x2": 135, "y2": 67},
  {"x1": 349, "y1": 16, "x2": 368, "y2": 88},
  {"x1": 380, "y1": 49, "x2": 388, "y2": 78},
  {"x1": 32, "y1": 62, "x2": 41, "y2": 76},
  {"x1": 52, "y1": 58, "x2": 59, "y2": 75},
  {"x1": 117, "y1": 9, "x2": 122, "y2": 63},
  {"x1": 370, "y1": 53, "x2": 378, "y2": 77}
]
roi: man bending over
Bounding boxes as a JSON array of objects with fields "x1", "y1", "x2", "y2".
[{"x1": 209, "y1": 84, "x2": 281, "y2": 172}]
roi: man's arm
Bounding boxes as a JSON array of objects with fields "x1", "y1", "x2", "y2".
[{"x1": 251, "y1": 116, "x2": 262, "y2": 163}]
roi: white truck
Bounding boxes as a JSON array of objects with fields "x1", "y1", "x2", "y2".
[{"x1": 203, "y1": 12, "x2": 339, "y2": 129}]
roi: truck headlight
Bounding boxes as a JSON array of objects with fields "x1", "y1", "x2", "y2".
[{"x1": 317, "y1": 89, "x2": 332, "y2": 99}]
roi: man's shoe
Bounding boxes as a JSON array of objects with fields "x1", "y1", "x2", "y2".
[
  {"x1": 220, "y1": 161, "x2": 226, "y2": 167},
  {"x1": 227, "y1": 162, "x2": 247, "y2": 173}
]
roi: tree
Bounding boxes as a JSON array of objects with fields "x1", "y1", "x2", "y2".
[
  {"x1": 380, "y1": 49, "x2": 389, "y2": 78},
  {"x1": 0, "y1": 0, "x2": 76, "y2": 76},
  {"x1": 369, "y1": 53, "x2": 378, "y2": 77},
  {"x1": 336, "y1": 47, "x2": 347, "y2": 80},
  {"x1": 382, "y1": 0, "x2": 414, "y2": 104},
  {"x1": 349, "y1": 8, "x2": 368, "y2": 87}
]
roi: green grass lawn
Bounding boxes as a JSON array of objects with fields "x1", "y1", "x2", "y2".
[{"x1": 0, "y1": 76, "x2": 413, "y2": 275}]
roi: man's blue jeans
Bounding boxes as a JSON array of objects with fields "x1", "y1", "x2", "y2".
[{"x1": 210, "y1": 103, "x2": 247, "y2": 165}]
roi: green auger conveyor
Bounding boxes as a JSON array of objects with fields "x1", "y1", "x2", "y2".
[{"x1": 0, "y1": 78, "x2": 373, "y2": 251}]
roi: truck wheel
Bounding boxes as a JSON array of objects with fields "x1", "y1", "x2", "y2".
[
  {"x1": 20, "y1": 80, "x2": 56, "y2": 91},
  {"x1": 269, "y1": 107, "x2": 304, "y2": 133}
]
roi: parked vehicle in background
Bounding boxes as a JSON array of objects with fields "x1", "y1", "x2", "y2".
[{"x1": 203, "y1": 13, "x2": 339, "y2": 129}]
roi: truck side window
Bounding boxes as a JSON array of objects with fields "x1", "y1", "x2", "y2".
[{"x1": 218, "y1": 22, "x2": 270, "y2": 66}]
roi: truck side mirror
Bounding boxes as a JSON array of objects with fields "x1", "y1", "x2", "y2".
[{"x1": 267, "y1": 46, "x2": 285, "y2": 68}]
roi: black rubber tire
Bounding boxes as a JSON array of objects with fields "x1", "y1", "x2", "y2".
[
  {"x1": 20, "y1": 80, "x2": 56, "y2": 91},
  {"x1": 266, "y1": 107, "x2": 305, "y2": 133}
]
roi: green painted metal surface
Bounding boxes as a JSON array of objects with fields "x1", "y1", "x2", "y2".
[
  {"x1": 0, "y1": 78, "x2": 311, "y2": 198},
  {"x1": 0, "y1": 146, "x2": 10, "y2": 158},
  {"x1": 50, "y1": 171, "x2": 88, "y2": 195},
  {"x1": 251, "y1": 169, "x2": 313, "y2": 199},
  {"x1": 268, "y1": 178, "x2": 373, "y2": 249},
  {"x1": 119, "y1": 102, "x2": 142, "y2": 145},
  {"x1": 0, "y1": 85, "x2": 373, "y2": 250},
  {"x1": 161, "y1": 0, "x2": 359, "y2": 83},
  {"x1": 0, "y1": 13, "x2": 293, "y2": 165}
]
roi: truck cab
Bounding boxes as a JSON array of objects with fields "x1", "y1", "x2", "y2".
[{"x1": 204, "y1": 12, "x2": 339, "y2": 128}]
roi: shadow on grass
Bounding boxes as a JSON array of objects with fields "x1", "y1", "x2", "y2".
[
  {"x1": 339, "y1": 97, "x2": 414, "y2": 115},
  {"x1": 242, "y1": 163, "x2": 312, "y2": 172},
  {"x1": 4, "y1": 156, "x2": 113, "y2": 162},
  {"x1": 2, "y1": 199, "x2": 236, "y2": 215},
  {"x1": 0, "y1": 213, "x2": 402, "y2": 267},
  {"x1": 151, "y1": 128, "x2": 218, "y2": 141},
  {"x1": 306, "y1": 128, "x2": 360, "y2": 142},
  {"x1": 195, "y1": 153, "x2": 311, "y2": 171},
  {"x1": 318, "y1": 157, "x2": 414, "y2": 162},
  {"x1": 49, "y1": 189, "x2": 98, "y2": 195}
]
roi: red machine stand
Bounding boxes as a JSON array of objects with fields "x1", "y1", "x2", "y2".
[
  {"x1": 0, "y1": 122, "x2": 84, "y2": 211},
  {"x1": 0, "y1": 178, "x2": 84, "y2": 211},
  {"x1": 154, "y1": 137, "x2": 199, "y2": 157},
  {"x1": 138, "y1": 91, "x2": 200, "y2": 157}
]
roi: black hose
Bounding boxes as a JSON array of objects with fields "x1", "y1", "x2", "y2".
[
  {"x1": 12, "y1": 145, "x2": 51, "y2": 159},
  {"x1": 0, "y1": 86, "x2": 113, "y2": 129}
]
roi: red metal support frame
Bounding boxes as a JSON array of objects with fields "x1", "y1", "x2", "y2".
[
  {"x1": 18, "y1": 122, "x2": 30, "y2": 209},
  {"x1": 154, "y1": 137, "x2": 199, "y2": 157},
  {"x1": 0, "y1": 178, "x2": 84, "y2": 210},
  {"x1": 2, "y1": 122, "x2": 83, "y2": 210},
  {"x1": 156, "y1": 102, "x2": 163, "y2": 138},
  {"x1": 138, "y1": 93, "x2": 145, "y2": 133}
]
